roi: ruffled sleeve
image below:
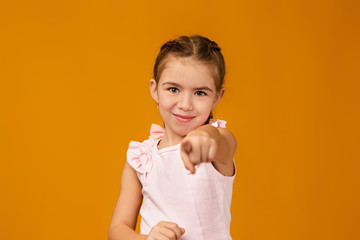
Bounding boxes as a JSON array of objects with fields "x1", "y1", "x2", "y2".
[{"x1": 126, "y1": 124, "x2": 165, "y2": 182}]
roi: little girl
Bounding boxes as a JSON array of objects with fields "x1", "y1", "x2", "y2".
[{"x1": 109, "y1": 35, "x2": 237, "y2": 240}]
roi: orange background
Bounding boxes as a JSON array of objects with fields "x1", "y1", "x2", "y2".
[{"x1": 1, "y1": 0, "x2": 359, "y2": 239}]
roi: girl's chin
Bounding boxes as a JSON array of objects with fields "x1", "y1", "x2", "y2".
[
  {"x1": 165, "y1": 125, "x2": 194, "y2": 137},
  {"x1": 165, "y1": 118, "x2": 208, "y2": 134},
  {"x1": 176, "y1": 122, "x2": 206, "y2": 135}
]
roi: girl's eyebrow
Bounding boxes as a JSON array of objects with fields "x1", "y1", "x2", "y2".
[
  {"x1": 162, "y1": 81, "x2": 213, "y2": 92},
  {"x1": 162, "y1": 81, "x2": 181, "y2": 87}
]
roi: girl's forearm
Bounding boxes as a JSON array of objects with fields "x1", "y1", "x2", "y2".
[{"x1": 108, "y1": 223, "x2": 147, "y2": 240}]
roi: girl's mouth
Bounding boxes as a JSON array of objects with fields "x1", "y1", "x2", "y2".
[{"x1": 173, "y1": 113, "x2": 195, "y2": 123}]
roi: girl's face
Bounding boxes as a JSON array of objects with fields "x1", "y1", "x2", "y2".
[{"x1": 150, "y1": 57, "x2": 224, "y2": 138}]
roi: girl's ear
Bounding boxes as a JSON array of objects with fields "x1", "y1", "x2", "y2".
[
  {"x1": 213, "y1": 87, "x2": 225, "y2": 107},
  {"x1": 149, "y1": 79, "x2": 159, "y2": 102}
]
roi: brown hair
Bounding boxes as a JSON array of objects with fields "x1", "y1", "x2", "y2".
[{"x1": 153, "y1": 35, "x2": 226, "y2": 92}]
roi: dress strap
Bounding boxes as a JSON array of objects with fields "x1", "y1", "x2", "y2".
[{"x1": 209, "y1": 119, "x2": 227, "y2": 128}]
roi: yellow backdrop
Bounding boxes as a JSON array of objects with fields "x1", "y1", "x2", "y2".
[{"x1": 1, "y1": 0, "x2": 359, "y2": 239}]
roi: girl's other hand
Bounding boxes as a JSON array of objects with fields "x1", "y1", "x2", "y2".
[
  {"x1": 146, "y1": 221, "x2": 185, "y2": 240},
  {"x1": 180, "y1": 130, "x2": 218, "y2": 174}
]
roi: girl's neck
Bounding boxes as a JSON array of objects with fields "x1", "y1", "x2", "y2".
[{"x1": 157, "y1": 129, "x2": 184, "y2": 150}]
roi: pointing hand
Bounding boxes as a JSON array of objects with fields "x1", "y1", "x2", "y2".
[{"x1": 180, "y1": 130, "x2": 218, "y2": 174}]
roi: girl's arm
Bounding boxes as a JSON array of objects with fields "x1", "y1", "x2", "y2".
[
  {"x1": 108, "y1": 162, "x2": 146, "y2": 240},
  {"x1": 180, "y1": 124, "x2": 237, "y2": 176}
]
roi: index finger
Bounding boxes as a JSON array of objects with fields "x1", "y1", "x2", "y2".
[{"x1": 180, "y1": 147, "x2": 196, "y2": 174}]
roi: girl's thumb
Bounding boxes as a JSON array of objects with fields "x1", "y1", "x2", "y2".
[{"x1": 180, "y1": 227, "x2": 185, "y2": 235}]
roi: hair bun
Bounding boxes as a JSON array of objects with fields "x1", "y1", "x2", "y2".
[{"x1": 209, "y1": 41, "x2": 221, "y2": 51}]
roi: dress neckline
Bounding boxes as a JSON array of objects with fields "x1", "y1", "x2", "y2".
[{"x1": 155, "y1": 138, "x2": 181, "y2": 154}]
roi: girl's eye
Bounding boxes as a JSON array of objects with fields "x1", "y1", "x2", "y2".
[
  {"x1": 195, "y1": 91, "x2": 206, "y2": 96},
  {"x1": 168, "y1": 87, "x2": 179, "y2": 93}
]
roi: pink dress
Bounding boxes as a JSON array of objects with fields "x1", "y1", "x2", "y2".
[{"x1": 127, "y1": 120, "x2": 235, "y2": 240}]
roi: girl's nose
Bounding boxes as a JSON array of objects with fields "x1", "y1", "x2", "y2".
[{"x1": 177, "y1": 94, "x2": 194, "y2": 111}]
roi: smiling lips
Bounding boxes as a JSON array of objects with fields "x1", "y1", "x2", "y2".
[{"x1": 173, "y1": 113, "x2": 195, "y2": 123}]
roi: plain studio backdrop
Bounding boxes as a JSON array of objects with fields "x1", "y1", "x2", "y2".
[{"x1": 0, "y1": 0, "x2": 359, "y2": 239}]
